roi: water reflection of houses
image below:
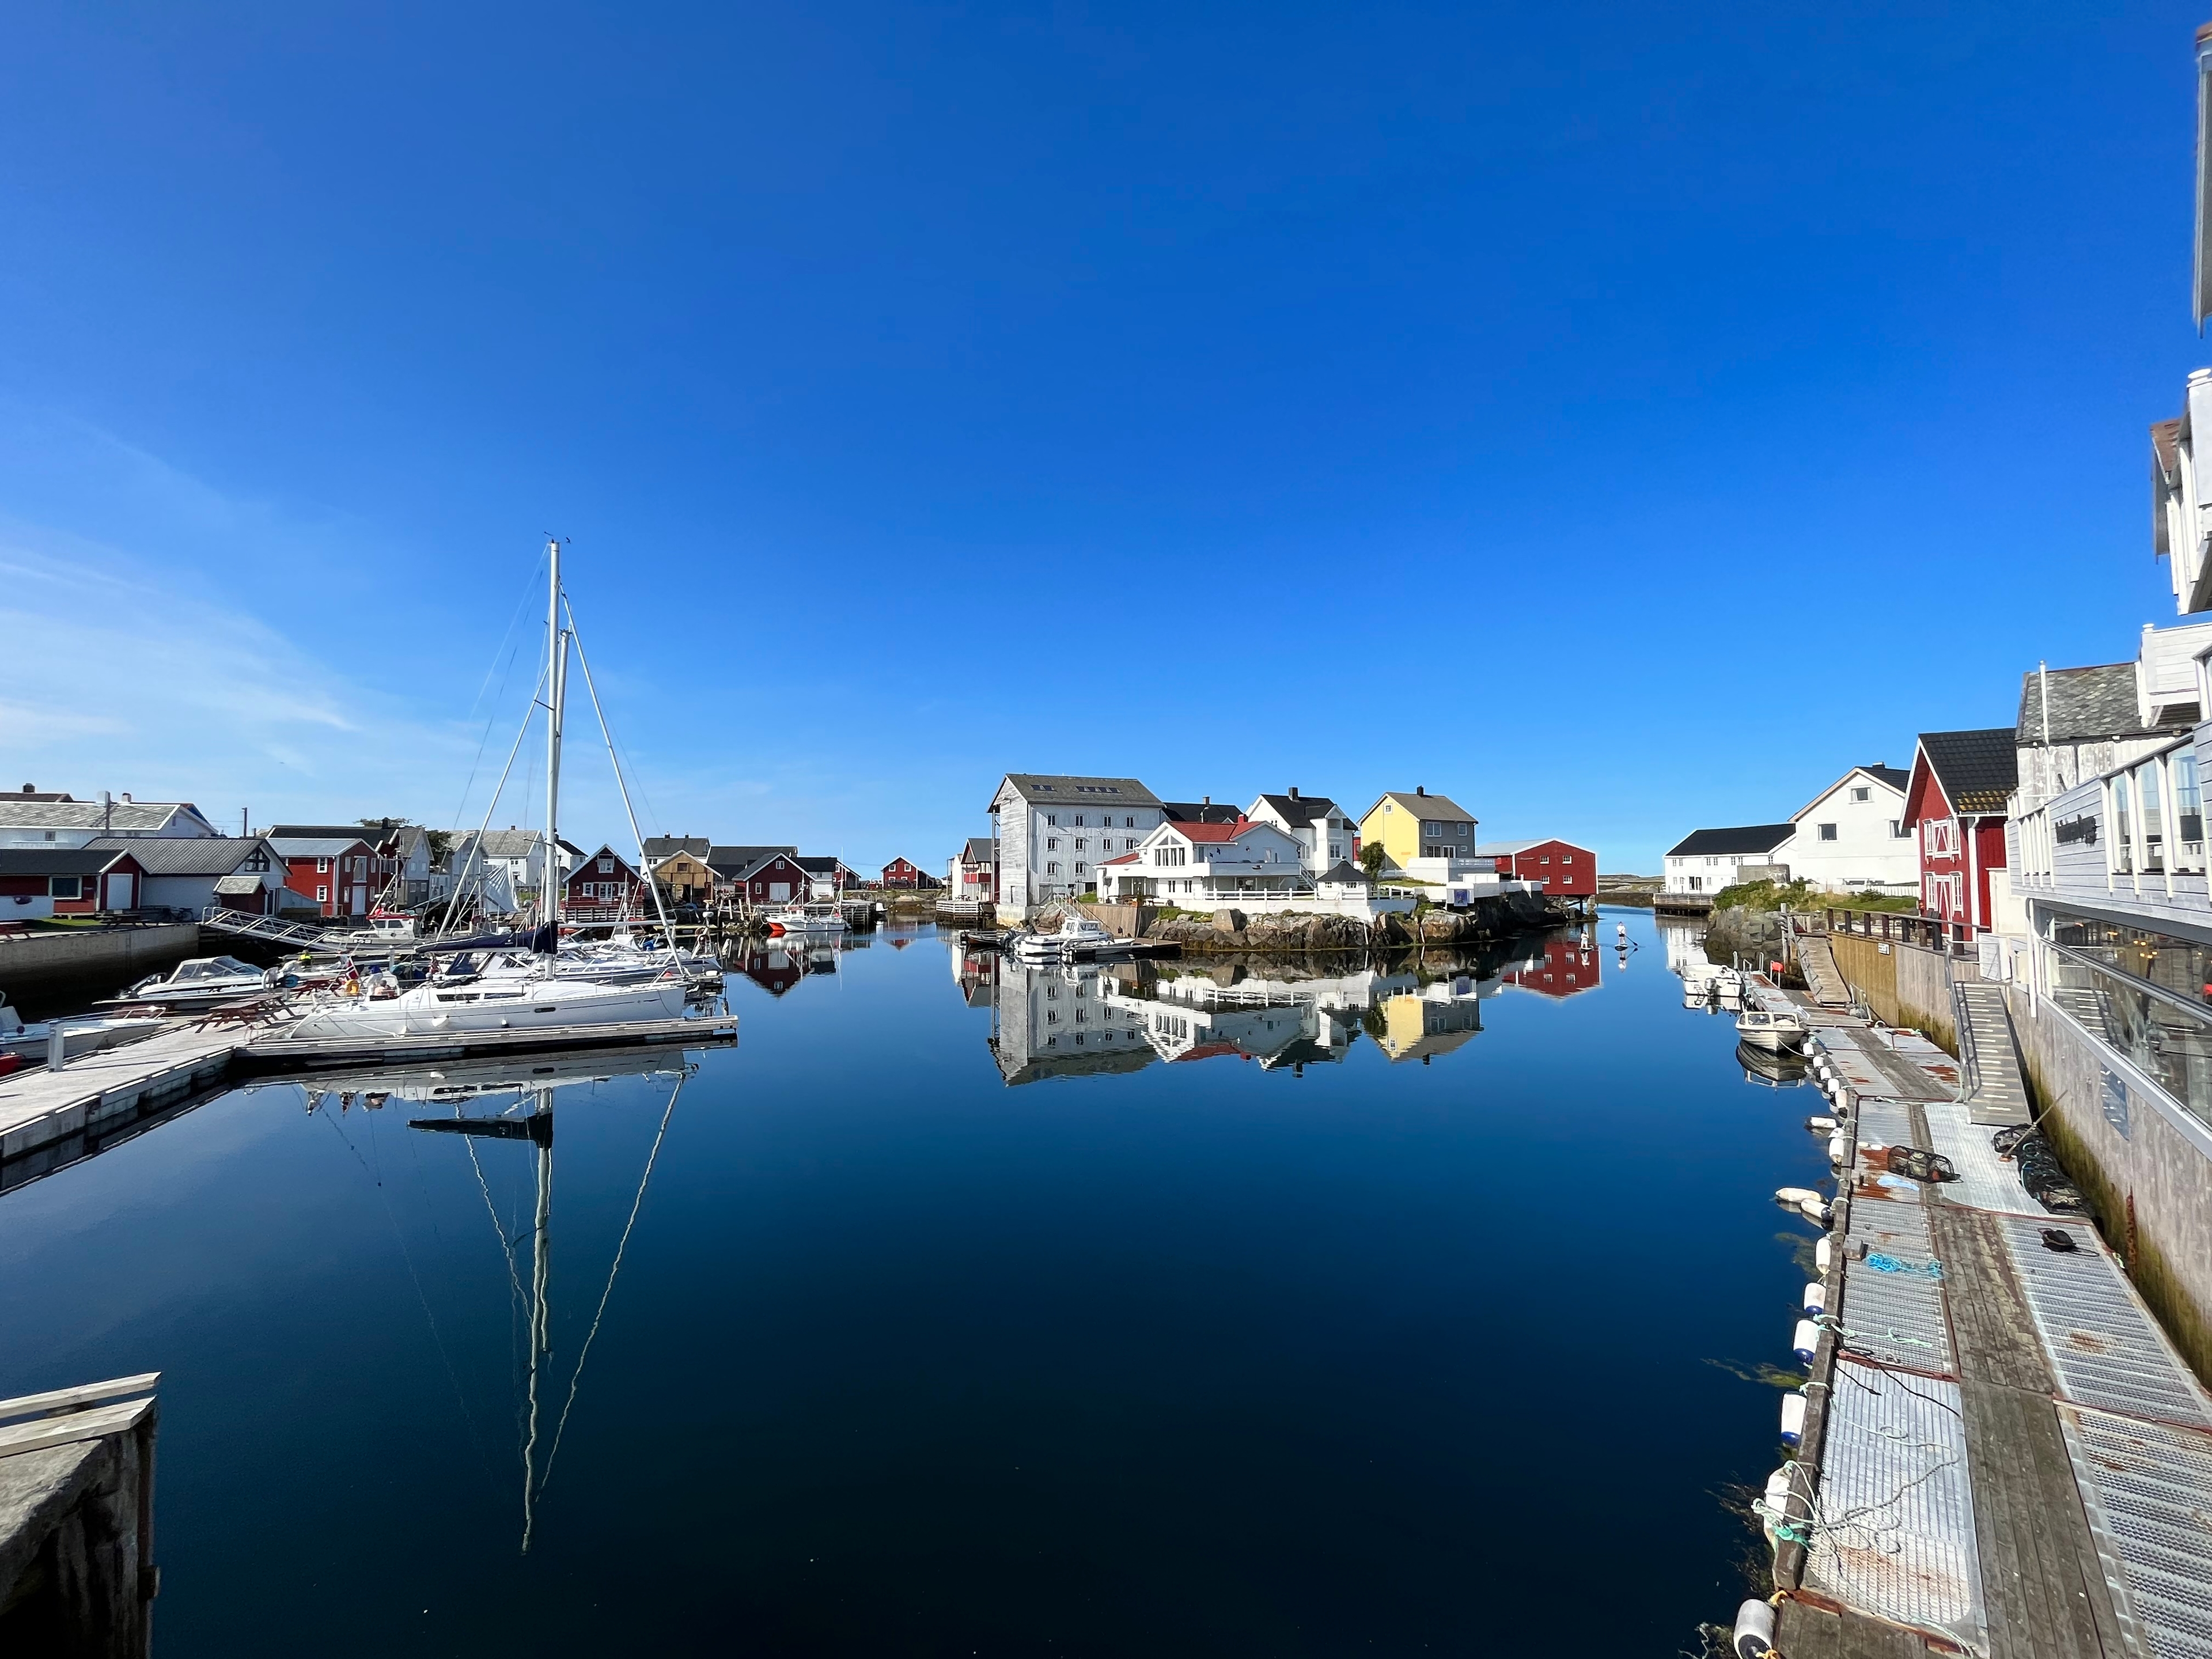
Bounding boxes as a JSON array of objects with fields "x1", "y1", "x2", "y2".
[
  {"x1": 1498, "y1": 929, "x2": 1604, "y2": 999},
  {"x1": 978, "y1": 936, "x2": 1582, "y2": 1082}
]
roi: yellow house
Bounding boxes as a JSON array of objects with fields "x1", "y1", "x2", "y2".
[
  {"x1": 1357, "y1": 788, "x2": 1479, "y2": 872},
  {"x1": 649, "y1": 848, "x2": 715, "y2": 903}
]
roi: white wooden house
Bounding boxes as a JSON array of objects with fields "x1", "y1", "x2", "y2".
[
  {"x1": 1094, "y1": 816, "x2": 1310, "y2": 905},
  {"x1": 1244, "y1": 790, "x2": 1358, "y2": 876}
]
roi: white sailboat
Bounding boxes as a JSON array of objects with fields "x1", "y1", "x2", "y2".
[{"x1": 274, "y1": 543, "x2": 711, "y2": 1044}]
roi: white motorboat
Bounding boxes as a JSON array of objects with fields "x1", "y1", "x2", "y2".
[
  {"x1": 116, "y1": 956, "x2": 271, "y2": 1010},
  {"x1": 0, "y1": 990, "x2": 169, "y2": 1062},
  {"x1": 763, "y1": 904, "x2": 847, "y2": 937},
  {"x1": 316, "y1": 912, "x2": 421, "y2": 948},
  {"x1": 1736, "y1": 1008, "x2": 1808, "y2": 1054},
  {"x1": 279, "y1": 961, "x2": 691, "y2": 1041},
  {"x1": 1010, "y1": 916, "x2": 1138, "y2": 960}
]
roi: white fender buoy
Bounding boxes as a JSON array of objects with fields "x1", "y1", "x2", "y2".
[
  {"x1": 1799, "y1": 1197, "x2": 1832, "y2": 1225},
  {"x1": 1805, "y1": 1115, "x2": 1836, "y2": 1132},
  {"x1": 1733, "y1": 1597, "x2": 1777, "y2": 1659},
  {"x1": 1815, "y1": 1237, "x2": 1832, "y2": 1274},
  {"x1": 1827, "y1": 1132, "x2": 1848, "y2": 1165},
  {"x1": 1792, "y1": 1317, "x2": 1819, "y2": 1362},
  {"x1": 1802, "y1": 1282, "x2": 1825, "y2": 1316},
  {"x1": 1775, "y1": 1186, "x2": 1822, "y2": 1208},
  {"x1": 1781, "y1": 1390, "x2": 1807, "y2": 1445}
]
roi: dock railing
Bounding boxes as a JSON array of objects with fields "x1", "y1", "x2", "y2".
[{"x1": 1821, "y1": 906, "x2": 1976, "y2": 956}]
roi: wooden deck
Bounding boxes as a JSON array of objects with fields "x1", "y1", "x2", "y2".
[
  {"x1": 1756, "y1": 987, "x2": 2201, "y2": 1658},
  {"x1": 0, "y1": 1013, "x2": 738, "y2": 1190}
]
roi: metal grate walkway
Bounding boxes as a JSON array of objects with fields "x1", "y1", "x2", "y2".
[
  {"x1": 1954, "y1": 980, "x2": 2033, "y2": 1128},
  {"x1": 2061, "y1": 1404, "x2": 2212, "y2": 1658},
  {"x1": 1998, "y1": 1216, "x2": 2212, "y2": 1433}
]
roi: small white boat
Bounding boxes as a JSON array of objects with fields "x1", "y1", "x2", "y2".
[
  {"x1": 1737, "y1": 1009, "x2": 1808, "y2": 1053},
  {"x1": 118, "y1": 956, "x2": 271, "y2": 1009},
  {"x1": 0, "y1": 990, "x2": 169, "y2": 1062},
  {"x1": 1010, "y1": 916, "x2": 1138, "y2": 960},
  {"x1": 763, "y1": 904, "x2": 848, "y2": 937},
  {"x1": 317, "y1": 912, "x2": 421, "y2": 948}
]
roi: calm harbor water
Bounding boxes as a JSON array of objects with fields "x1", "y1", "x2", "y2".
[{"x1": 0, "y1": 910, "x2": 1827, "y2": 1655}]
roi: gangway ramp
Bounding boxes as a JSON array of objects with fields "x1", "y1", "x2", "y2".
[
  {"x1": 1795, "y1": 930, "x2": 1851, "y2": 1009},
  {"x1": 1954, "y1": 978, "x2": 2033, "y2": 1128}
]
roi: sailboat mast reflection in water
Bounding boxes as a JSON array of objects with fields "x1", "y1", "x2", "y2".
[{"x1": 406, "y1": 1063, "x2": 687, "y2": 1551}]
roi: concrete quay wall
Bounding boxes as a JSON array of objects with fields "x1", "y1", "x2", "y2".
[
  {"x1": 2003, "y1": 985, "x2": 2212, "y2": 1384},
  {"x1": 0, "y1": 924, "x2": 202, "y2": 1003}
]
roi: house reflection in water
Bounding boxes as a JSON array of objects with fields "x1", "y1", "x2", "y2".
[
  {"x1": 976, "y1": 932, "x2": 1585, "y2": 1084},
  {"x1": 730, "y1": 937, "x2": 851, "y2": 998},
  {"x1": 1498, "y1": 928, "x2": 1603, "y2": 1000}
]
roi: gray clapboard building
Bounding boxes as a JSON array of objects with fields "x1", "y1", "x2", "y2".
[{"x1": 988, "y1": 774, "x2": 1168, "y2": 916}]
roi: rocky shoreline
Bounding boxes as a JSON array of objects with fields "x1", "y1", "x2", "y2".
[{"x1": 1089, "y1": 888, "x2": 1572, "y2": 954}]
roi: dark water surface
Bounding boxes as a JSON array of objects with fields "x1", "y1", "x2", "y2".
[{"x1": 0, "y1": 911, "x2": 1827, "y2": 1656}]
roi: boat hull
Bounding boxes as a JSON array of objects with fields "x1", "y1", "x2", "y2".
[{"x1": 283, "y1": 977, "x2": 690, "y2": 1041}]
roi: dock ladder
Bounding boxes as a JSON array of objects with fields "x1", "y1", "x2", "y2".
[
  {"x1": 195, "y1": 907, "x2": 331, "y2": 950},
  {"x1": 1951, "y1": 978, "x2": 2033, "y2": 1127}
]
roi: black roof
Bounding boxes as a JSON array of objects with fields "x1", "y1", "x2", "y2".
[
  {"x1": 1862, "y1": 764, "x2": 1910, "y2": 791},
  {"x1": 1161, "y1": 801, "x2": 1242, "y2": 824},
  {"x1": 1255, "y1": 793, "x2": 1340, "y2": 824},
  {"x1": 703, "y1": 844, "x2": 798, "y2": 877},
  {"x1": 0, "y1": 848, "x2": 132, "y2": 876},
  {"x1": 1665, "y1": 824, "x2": 1795, "y2": 858},
  {"x1": 643, "y1": 835, "x2": 711, "y2": 858},
  {"x1": 1917, "y1": 728, "x2": 2018, "y2": 816}
]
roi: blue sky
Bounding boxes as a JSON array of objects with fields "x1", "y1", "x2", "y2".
[{"x1": 1, "y1": 2, "x2": 2206, "y2": 872}]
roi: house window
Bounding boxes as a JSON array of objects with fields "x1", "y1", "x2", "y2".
[
  {"x1": 1125, "y1": 838, "x2": 1136, "y2": 850},
  {"x1": 1541, "y1": 855, "x2": 1551, "y2": 865},
  {"x1": 1889, "y1": 819, "x2": 1906, "y2": 839},
  {"x1": 316, "y1": 857, "x2": 331, "y2": 873},
  {"x1": 1074, "y1": 839, "x2": 1087, "y2": 851},
  {"x1": 317, "y1": 885, "x2": 329, "y2": 903},
  {"x1": 1851, "y1": 786, "x2": 1870, "y2": 802},
  {"x1": 1075, "y1": 862, "x2": 1087, "y2": 874},
  {"x1": 1045, "y1": 814, "x2": 1058, "y2": 827},
  {"x1": 1457, "y1": 823, "x2": 1469, "y2": 837},
  {"x1": 1124, "y1": 816, "x2": 1135, "y2": 828},
  {"x1": 1073, "y1": 815, "x2": 1084, "y2": 827},
  {"x1": 1818, "y1": 823, "x2": 1838, "y2": 842},
  {"x1": 1047, "y1": 838, "x2": 1059, "y2": 851},
  {"x1": 1046, "y1": 862, "x2": 1060, "y2": 876},
  {"x1": 599, "y1": 857, "x2": 613, "y2": 874},
  {"x1": 48, "y1": 876, "x2": 82, "y2": 900},
  {"x1": 1562, "y1": 854, "x2": 1573, "y2": 864}
]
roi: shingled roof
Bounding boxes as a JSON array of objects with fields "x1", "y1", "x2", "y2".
[
  {"x1": 2014, "y1": 663, "x2": 2145, "y2": 745},
  {"x1": 1918, "y1": 729, "x2": 2018, "y2": 816}
]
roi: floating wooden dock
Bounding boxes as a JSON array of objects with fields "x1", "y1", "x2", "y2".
[
  {"x1": 0, "y1": 1014, "x2": 736, "y2": 1191},
  {"x1": 1751, "y1": 986, "x2": 2212, "y2": 1658}
]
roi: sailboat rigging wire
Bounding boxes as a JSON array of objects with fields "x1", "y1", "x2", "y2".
[
  {"x1": 562, "y1": 601, "x2": 679, "y2": 940},
  {"x1": 541, "y1": 1073, "x2": 686, "y2": 1486},
  {"x1": 461, "y1": 1120, "x2": 530, "y2": 1316},
  {"x1": 440, "y1": 660, "x2": 550, "y2": 937},
  {"x1": 318, "y1": 1103, "x2": 500, "y2": 1500},
  {"x1": 447, "y1": 546, "x2": 551, "y2": 836}
]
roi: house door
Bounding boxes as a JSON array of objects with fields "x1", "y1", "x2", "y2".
[
  {"x1": 769, "y1": 882, "x2": 790, "y2": 902},
  {"x1": 107, "y1": 873, "x2": 134, "y2": 910},
  {"x1": 351, "y1": 885, "x2": 367, "y2": 916}
]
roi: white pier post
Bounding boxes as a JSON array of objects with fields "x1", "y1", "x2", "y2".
[{"x1": 46, "y1": 1022, "x2": 66, "y2": 1073}]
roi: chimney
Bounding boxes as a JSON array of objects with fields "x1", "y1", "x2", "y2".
[
  {"x1": 1202, "y1": 795, "x2": 1210, "y2": 808},
  {"x1": 1416, "y1": 785, "x2": 1425, "y2": 797},
  {"x1": 1289, "y1": 785, "x2": 1299, "y2": 800},
  {"x1": 18, "y1": 784, "x2": 31, "y2": 796},
  {"x1": 119, "y1": 792, "x2": 132, "y2": 803}
]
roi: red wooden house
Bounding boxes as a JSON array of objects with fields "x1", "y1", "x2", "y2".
[
  {"x1": 732, "y1": 851, "x2": 815, "y2": 907},
  {"x1": 268, "y1": 834, "x2": 378, "y2": 918},
  {"x1": 0, "y1": 847, "x2": 150, "y2": 918},
  {"x1": 1476, "y1": 838, "x2": 1596, "y2": 899},
  {"x1": 880, "y1": 857, "x2": 941, "y2": 890},
  {"x1": 564, "y1": 845, "x2": 653, "y2": 919},
  {"x1": 1902, "y1": 729, "x2": 2017, "y2": 938}
]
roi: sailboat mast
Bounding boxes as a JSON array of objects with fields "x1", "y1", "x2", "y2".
[
  {"x1": 544, "y1": 539, "x2": 566, "y2": 930},
  {"x1": 522, "y1": 1084, "x2": 554, "y2": 1552}
]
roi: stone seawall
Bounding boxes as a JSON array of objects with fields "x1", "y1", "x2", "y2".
[
  {"x1": 1143, "y1": 889, "x2": 1565, "y2": 954},
  {"x1": 1825, "y1": 932, "x2": 1974, "y2": 1052}
]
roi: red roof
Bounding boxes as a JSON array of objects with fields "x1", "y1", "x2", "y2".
[
  {"x1": 1099, "y1": 851, "x2": 1139, "y2": 866},
  {"x1": 1172, "y1": 817, "x2": 1249, "y2": 843}
]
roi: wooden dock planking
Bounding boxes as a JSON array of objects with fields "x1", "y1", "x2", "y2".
[
  {"x1": 0, "y1": 1024, "x2": 242, "y2": 1164},
  {"x1": 238, "y1": 1014, "x2": 737, "y2": 1071},
  {"x1": 1777, "y1": 1599, "x2": 1946, "y2": 1657}
]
